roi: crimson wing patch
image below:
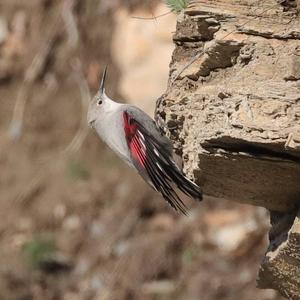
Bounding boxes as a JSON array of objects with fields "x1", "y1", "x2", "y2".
[
  {"x1": 123, "y1": 111, "x2": 202, "y2": 214},
  {"x1": 123, "y1": 111, "x2": 146, "y2": 167}
]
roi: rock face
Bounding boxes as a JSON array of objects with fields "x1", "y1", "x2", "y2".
[
  {"x1": 258, "y1": 210, "x2": 300, "y2": 299},
  {"x1": 155, "y1": 0, "x2": 300, "y2": 298}
]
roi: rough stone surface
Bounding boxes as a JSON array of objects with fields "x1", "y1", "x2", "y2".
[
  {"x1": 156, "y1": 0, "x2": 300, "y2": 212},
  {"x1": 155, "y1": 0, "x2": 300, "y2": 298},
  {"x1": 258, "y1": 209, "x2": 300, "y2": 300}
]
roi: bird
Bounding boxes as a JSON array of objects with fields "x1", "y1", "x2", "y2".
[{"x1": 87, "y1": 67, "x2": 202, "y2": 214}]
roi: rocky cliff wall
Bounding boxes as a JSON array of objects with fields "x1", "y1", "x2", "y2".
[{"x1": 155, "y1": 1, "x2": 300, "y2": 298}]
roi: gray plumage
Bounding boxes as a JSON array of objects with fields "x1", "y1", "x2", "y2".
[{"x1": 87, "y1": 67, "x2": 202, "y2": 214}]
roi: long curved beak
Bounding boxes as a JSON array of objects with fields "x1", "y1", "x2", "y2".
[{"x1": 99, "y1": 65, "x2": 108, "y2": 95}]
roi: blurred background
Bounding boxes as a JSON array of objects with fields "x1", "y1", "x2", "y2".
[{"x1": 0, "y1": 1, "x2": 284, "y2": 299}]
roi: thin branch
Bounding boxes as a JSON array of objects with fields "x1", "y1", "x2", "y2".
[{"x1": 131, "y1": 10, "x2": 173, "y2": 20}]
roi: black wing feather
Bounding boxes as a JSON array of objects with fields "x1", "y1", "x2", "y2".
[{"x1": 124, "y1": 110, "x2": 202, "y2": 214}]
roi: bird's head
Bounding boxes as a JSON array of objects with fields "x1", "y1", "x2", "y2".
[{"x1": 87, "y1": 66, "x2": 110, "y2": 128}]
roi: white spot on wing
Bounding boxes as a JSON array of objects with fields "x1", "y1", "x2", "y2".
[
  {"x1": 140, "y1": 139, "x2": 145, "y2": 149},
  {"x1": 156, "y1": 162, "x2": 163, "y2": 171},
  {"x1": 138, "y1": 130, "x2": 145, "y2": 141},
  {"x1": 137, "y1": 131, "x2": 146, "y2": 149},
  {"x1": 153, "y1": 148, "x2": 160, "y2": 157}
]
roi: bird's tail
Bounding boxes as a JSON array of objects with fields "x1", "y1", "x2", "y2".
[{"x1": 167, "y1": 161, "x2": 203, "y2": 201}]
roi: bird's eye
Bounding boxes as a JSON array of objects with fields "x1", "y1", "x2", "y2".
[{"x1": 97, "y1": 100, "x2": 103, "y2": 105}]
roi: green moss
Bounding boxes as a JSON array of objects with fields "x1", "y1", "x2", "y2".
[
  {"x1": 22, "y1": 235, "x2": 56, "y2": 269},
  {"x1": 165, "y1": 0, "x2": 188, "y2": 13},
  {"x1": 181, "y1": 246, "x2": 199, "y2": 264},
  {"x1": 66, "y1": 159, "x2": 90, "y2": 180}
]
